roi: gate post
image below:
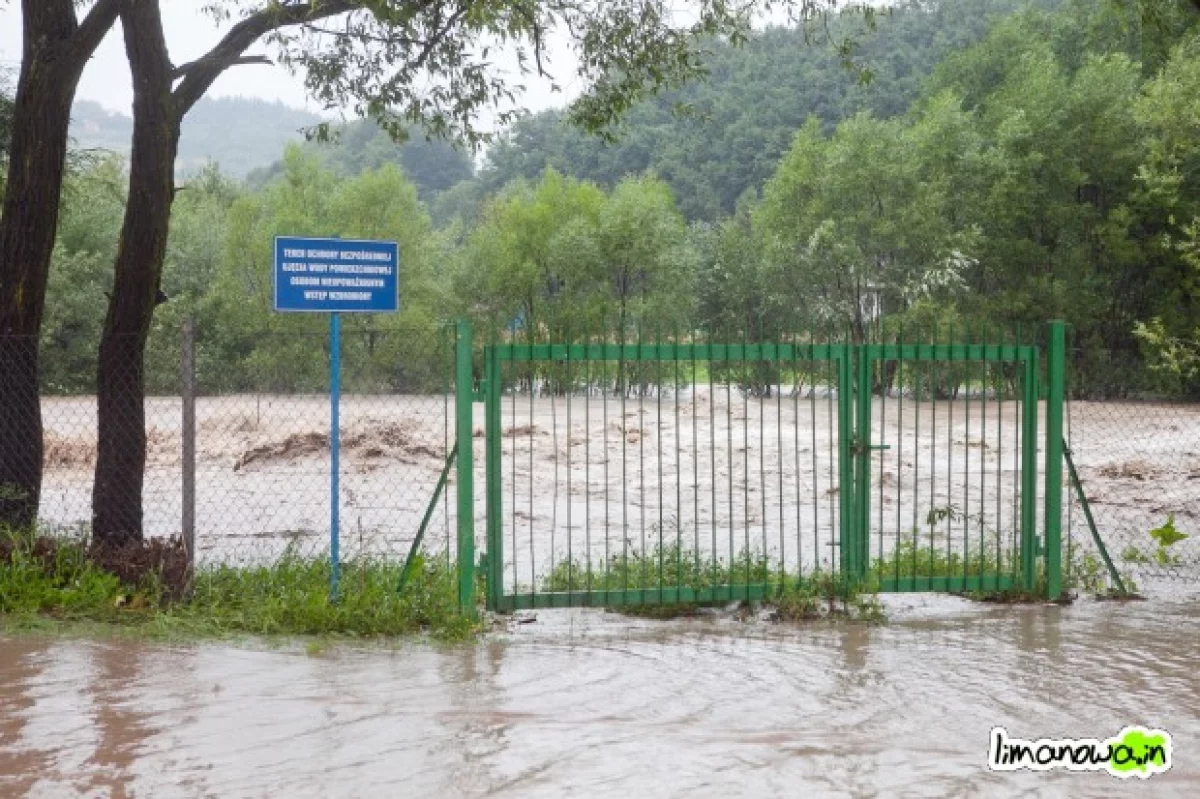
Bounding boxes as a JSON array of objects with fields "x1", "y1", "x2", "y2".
[
  {"x1": 836, "y1": 346, "x2": 856, "y2": 578},
  {"x1": 1043, "y1": 321, "x2": 1066, "y2": 600},
  {"x1": 484, "y1": 343, "x2": 503, "y2": 611},
  {"x1": 455, "y1": 319, "x2": 477, "y2": 616},
  {"x1": 854, "y1": 346, "x2": 873, "y2": 580}
]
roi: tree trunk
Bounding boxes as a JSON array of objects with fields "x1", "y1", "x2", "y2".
[
  {"x1": 91, "y1": 1, "x2": 179, "y2": 544},
  {"x1": 0, "y1": 2, "x2": 112, "y2": 528}
]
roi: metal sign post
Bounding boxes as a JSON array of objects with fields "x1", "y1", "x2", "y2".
[
  {"x1": 330, "y1": 311, "x2": 342, "y2": 600},
  {"x1": 273, "y1": 236, "x2": 400, "y2": 601}
]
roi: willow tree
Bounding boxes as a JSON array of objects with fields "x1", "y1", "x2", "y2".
[
  {"x1": 0, "y1": 1, "x2": 121, "y2": 529},
  {"x1": 92, "y1": 0, "x2": 836, "y2": 543}
]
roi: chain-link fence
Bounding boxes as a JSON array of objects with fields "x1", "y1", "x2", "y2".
[
  {"x1": 1065, "y1": 399, "x2": 1200, "y2": 591},
  {"x1": 8, "y1": 319, "x2": 1199, "y2": 600},
  {"x1": 8, "y1": 320, "x2": 459, "y2": 572}
]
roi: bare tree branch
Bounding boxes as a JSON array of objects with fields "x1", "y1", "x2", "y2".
[
  {"x1": 300, "y1": 21, "x2": 416, "y2": 46},
  {"x1": 72, "y1": 0, "x2": 123, "y2": 60},
  {"x1": 172, "y1": 0, "x2": 359, "y2": 116},
  {"x1": 410, "y1": 3, "x2": 471, "y2": 74},
  {"x1": 512, "y1": 1, "x2": 552, "y2": 79},
  {"x1": 172, "y1": 54, "x2": 273, "y2": 79}
]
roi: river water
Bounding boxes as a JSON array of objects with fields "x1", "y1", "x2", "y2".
[{"x1": 1, "y1": 592, "x2": 1197, "y2": 798}]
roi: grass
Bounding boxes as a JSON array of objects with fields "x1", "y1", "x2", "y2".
[
  {"x1": 0, "y1": 528, "x2": 478, "y2": 642},
  {"x1": 872, "y1": 534, "x2": 1014, "y2": 579},
  {"x1": 9, "y1": 521, "x2": 1114, "y2": 642},
  {"x1": 870, "y1": 527, "x2": 1139, "y2": 601},
  {"x1": 541, "y1": 543, "x2": 886, "y2": 622}
]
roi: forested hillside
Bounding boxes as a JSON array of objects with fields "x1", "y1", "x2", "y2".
[
  {"x1": 245, "y1": 119, "x2": 476, "y2": 202},
  {"x1": 6, "y1": 0, "x2": 1200, "y2": 400},
  {"x1": 69, "y1": 97, "x2": 323, "y2": 178},
  {"x1": 469, "y1": 0, "x2": 1057, "y2": 221}
]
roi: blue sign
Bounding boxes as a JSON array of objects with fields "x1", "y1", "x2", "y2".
[{"x1": 274, "y1": 236, "x2": 399, "y2": 313}]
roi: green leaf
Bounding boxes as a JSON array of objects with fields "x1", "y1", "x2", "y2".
[{"x1": 1149, "y1": 515, "x2": 1188, "y2": 547}]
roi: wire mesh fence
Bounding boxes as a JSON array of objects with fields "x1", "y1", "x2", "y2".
[
  {"x1": 8, "y1": 317, "x2": 1198, "y2": 603},
  {"x1": 10, "y1": 320, "x2": 459, "y2": 573},
  {"x1": 1065, "y1": 399, "x2": 1200, "y2": 590}
]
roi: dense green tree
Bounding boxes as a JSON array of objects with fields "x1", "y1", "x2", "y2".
[
  {"x1": 933, "y1": 18, "x2": 1153, "y2": 392},
  {"x1": 40, "y1": 157, "x2": 128, "y2": 393},
  {"x1": 454, "y1": 169, "x2": 607, "y2": 332},
  {"x1": 1129, "y1": 32, "x2": 1200, "y2": 396},
  {"x1": 756, "y1": 112, "x2": 973, "y2": 341},
  {"x1": 456, "y1": 169, "x2": 689, "y2": 341},
  {"x1": 196, "y1": 149, "x2": 447, "y2": 393}
]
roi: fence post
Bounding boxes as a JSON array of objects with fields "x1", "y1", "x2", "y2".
[
  {"x1": 181, "y1": 318, "x2": 196, "y2": 582},
  {"x1": 1043, "y1": 321, "x2": 1066, "y2": 600},
  {"x1": 1019, "y1": 344, "x2": 1039, "y2": 593},
  {"x1": 455, "y1": 319, "x2": 476, "y2": 616}
]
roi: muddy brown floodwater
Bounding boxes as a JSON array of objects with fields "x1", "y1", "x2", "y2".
[
  {"x1": 35, "y1": 395, "x2": 1200, "y2": 575},
  {"x1": 2, "y1": 593, "x2": 1198, "y2": 798}
]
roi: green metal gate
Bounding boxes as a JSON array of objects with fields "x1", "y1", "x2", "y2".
[
  {"x1": 451, "y1": 321, "x2": 1066, "y2": 613},
  {"x1": 853, "y1": 341, "x2": 1042, "y2": 594}
]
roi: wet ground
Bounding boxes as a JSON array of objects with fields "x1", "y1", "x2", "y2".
[{"x1": 2, "y1": 591, "x2": 1198, "y2": 798}]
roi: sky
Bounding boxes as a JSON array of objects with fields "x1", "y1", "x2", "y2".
[{"x1": 0, "y1": 2, "x2": 578, "y2": 120}]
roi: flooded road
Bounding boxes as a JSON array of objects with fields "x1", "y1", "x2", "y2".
[{"x1": 2, "y1": 594, "x2": 1198, "y2": 798}]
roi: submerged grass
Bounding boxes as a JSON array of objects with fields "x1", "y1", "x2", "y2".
[
  {"x1": 871, "y1": 529, "x2": 1137, "y2": 601},
  {"x1": 541, "y1": 544, "x2": 886, "y2": 622},
  {"x1": 0, "y1": 528, "x2": 477, "y2": 641}
]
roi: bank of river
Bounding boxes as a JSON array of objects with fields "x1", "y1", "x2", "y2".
[{"x1": 1, "y1": 591, "x2": 1197, "y2": 797}]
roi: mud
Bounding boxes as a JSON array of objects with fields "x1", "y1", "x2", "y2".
[{"x1": 2, "y1": 596, "x2": 1198, "y2": 797}]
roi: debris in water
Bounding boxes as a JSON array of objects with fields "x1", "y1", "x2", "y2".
[
  {"x1": 232, "y1": 424, "x2": 443, "y2": 471},
  {"x1": 234, "y1": 432, "x2": 328, "y2": 471}
]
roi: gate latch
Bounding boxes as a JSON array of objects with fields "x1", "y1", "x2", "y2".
[{"x1": 851, "y1": 438, "x2": 891, "y2": 455}]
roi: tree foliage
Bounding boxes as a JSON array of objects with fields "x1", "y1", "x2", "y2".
[
  {"x1": 454, "y1": 169, "x2": 689, "y2": 336},
  {"x1": 475, "y1": 0, "x2": 1052, "y2": 220},
  {"x1": 0, "y1": 67, "x2": 12, "y2": 170}
]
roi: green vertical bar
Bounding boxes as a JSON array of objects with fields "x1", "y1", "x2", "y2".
[
  {"x1": 1019, "y1": 341, "x2": 1039, "y2": 593},
  {"x1": 1044, "y1": 321, "x2": 1066, "y2": 600},
  {"x1": 485, "y1": 341, "x2": 503, "y2": 611},
  {"x1": 455, "y1": 319, "x2": 476, "y2": 617},
  {"x1": 837, "y1": 345, "x2": 855, "y2": 578},
  {"x1": 854, "y1": 346, "x2": 872, "y2": 579}
]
